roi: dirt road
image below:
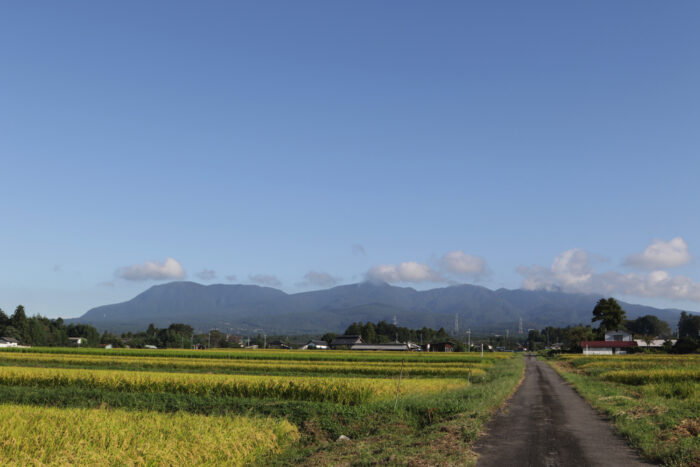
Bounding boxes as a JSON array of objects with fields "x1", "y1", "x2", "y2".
[{"x1": 473, "y1": 355, "x2": 654, "y2": 466}]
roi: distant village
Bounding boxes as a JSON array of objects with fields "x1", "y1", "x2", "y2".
[{"x1": 1, "y1": 299, "x2": 698, "y2": 354}]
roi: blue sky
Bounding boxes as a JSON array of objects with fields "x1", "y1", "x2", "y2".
[{"x1": 1, "y1": 1, "x2": 699, "y2": 319}]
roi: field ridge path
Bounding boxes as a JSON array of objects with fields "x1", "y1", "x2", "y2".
[{"x1": 473, "y1": 354, "x2": 655, "y2": 467}]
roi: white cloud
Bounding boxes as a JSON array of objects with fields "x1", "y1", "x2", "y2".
[
  {"x1": 196, "y1": 269, "x2": 217, "y2": 281},
  {"x1": 116, "y1": 258, "x2": 186, "y2": 281},
  {"x1": 297, "y1": 271, "x2": 339, "y2": 288},
  {"x1": 625, "y1": 237, "x2": 691, "y2": 269},
  {"x1": 249, "y1": 274, "x2": 281, "y2": 287},
  {"x1": 518, "y1": 248, "x2": 700, "y2": 302},
  {"x1": 440, "y1": 251, "x2": 488, "y2": 278},
  {"x1": 367, "y1": 262, "x2": 444, "y2": 284},
  {"x1": 517, "y1": 249, "x2": 606, "y2": 292}
]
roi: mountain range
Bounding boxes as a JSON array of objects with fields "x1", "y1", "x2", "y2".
[{"x1": 66, "y1": 281, "x2": 688, "y2": 335}]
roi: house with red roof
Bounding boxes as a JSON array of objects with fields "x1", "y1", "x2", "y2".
[{"x1": 581, "y1": 330, "x2": 637, "y2": 355}]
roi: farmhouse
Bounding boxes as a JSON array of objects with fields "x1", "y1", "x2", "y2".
[
  {"x1": 581, "y1": 330, "x2": 638, "y2": 355},
  {"x1": 268, "y1": 340, "x2": 291, "y2": 349},
  {"x1": 300, "y1": 340, "x2": 329, "y2": 350},
  {"x1": 0, "y1": 337, "x2": 19, "y2": 348},
  {"x1": 428, "y1": 341, "x2": 456, "y2": 352},
  {"x1": 350, "y1": 343, "x2": 411, "y2": 351},
  {"x1": 68, "y1": 337, "x2": 86, "y2": 346},
  {"x1": 330, "y1": 335, "x2": 364, "y2": 349}
]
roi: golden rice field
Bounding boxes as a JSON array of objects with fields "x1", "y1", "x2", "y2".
[
  {"x1": 0, "y1": 365, "x2": 474, "y2": 404},
  {"x1": 0, "y1": 350, "x2": 491, "y2": 378},
  {"x1": 0, "y1": 404, "x2": 298, "y2": 466},
  {"x1": 0, "y1": 347, "x2": 520, "y2": 465},
  {"x1": 558, "y1": 354, "x2": 700, "y2": 387},
  {"x1": 2, "y1": 346, "x2": 510, "y2": 362}
]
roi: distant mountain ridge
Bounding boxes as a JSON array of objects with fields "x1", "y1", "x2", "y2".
[{"x1": 67, "y1": 281, "x2": 687, "y2": 334}]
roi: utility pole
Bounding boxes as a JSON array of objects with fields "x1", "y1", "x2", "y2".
[
  {"x1": 208, "y1": 331, "x2": 211, "y2": 349},
  {"x1": 518, "y1": 317, "x2": 523, "y2": 335},
  {"x1": 467, "y1": 328, "x2": 471, "y2": 352},
  {"x1": 455, "y1": 313, "x2": 459, "y2": 335}
]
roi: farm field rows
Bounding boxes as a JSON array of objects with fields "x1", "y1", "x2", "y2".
[
  {"x1": 0, "y1": 347, "x2": 523, "y2": 465},
  {"x1": 0, "y1": 350, "x2": 491, "y2": 378},
  {"x1": 0, "y1": 346, "x2": 508, "y2": 362},
  {"x1": 549, "y1": 354, "x2": 700, "y2": 466}
]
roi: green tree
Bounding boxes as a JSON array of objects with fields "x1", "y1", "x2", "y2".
[
  {"x1": 0, "y1": 308, "x2": 9, "y2": 329},
  {"x1": 344, "y1": 322, "x2": 363, "y2": 336},
  {"x1": 10, "y1": 305, "x2": 29, "y2": 343},
  {"x1": 625, "y1": 315, "x2": 671, "y2": 337},
  {"x1": 591, "y1": 298, "x2": 626, "y2": 331},
  {"x1": 362, "y1": 322, "x2": 377, "y2": 343},
  {"x1": 678, "y1": 311, "x2": 700, "y2": 339},
  {"x1": 321, "y1": 332, "x2": 337, "y2": 344}
]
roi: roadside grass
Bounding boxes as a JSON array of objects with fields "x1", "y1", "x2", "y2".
[
  {"x1": 276, "y1": 355, "x2": 525, "y2": 466},
  {"x1": 547, "y1": 358, "x2": 700, "y2": 467}
]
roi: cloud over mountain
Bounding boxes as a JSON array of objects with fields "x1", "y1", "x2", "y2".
[
  {"x1": 367, "y1": 261, "x2": 443, "y2": 283},
  {"x1": 196, "y1": 269, "x2": 217, "y2": 281},
  {"x1": 440, "y1": 250, "x2": 488, "y2": 278},
  {"x1": 624, "y1": 237, "x2": 691, "y2": 269},
  {"x1": 116, "y1": 258, "x2": 186, "y2": 281},
  {"x1": 367, "y1": 250, "x2": 489, "y2": 284},
  {"x1": 518, "y1": 247, "x2": 700, "y2": 302},
  {"x1": 297, "y1": 271, "x2": 338, "y2": 288},
  {"x1": 249, "y1": 274, "x2": 281, "y2": 287}
]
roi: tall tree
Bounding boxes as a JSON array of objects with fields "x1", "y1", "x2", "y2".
[
  {"x1": 10, "y1": 305, "x2": 29, "y2": 342},
  {"x1": 591, "y1": 298, "x2": 626, "y2": 331},
  {"x1": 678, "y1": 311, "x2": 700, "y2": 338},
  {"x1": 625, "y1": 315, "x2": 671, "y2": 337}
]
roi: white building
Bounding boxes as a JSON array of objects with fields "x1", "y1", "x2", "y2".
[
  {"x1": 604, "y1": 330, "x2": 633, "y2": 342},
  {"x1": 582, "y1": 330, "x2": 637, "y2": 355},
  {"x1": 0, "y1": 337, "x2": 19, "y2": 348},
  {"x1": 68, "y1": 337, "x2": 86, "y2": 346},
  {"x1": 300, "y1": 340, "x2": 329, "y2": 350},
  {"x1": 634, "y1": 339, "x2": 676, "y2": 348}
]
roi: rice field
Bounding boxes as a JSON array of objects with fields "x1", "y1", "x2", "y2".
[
  {"x1": 0, "y1": 347, "x2": 522, "y2": 465},
  {"x1": 550, "y1": 354, "x2": 700, "y2": 466},
  {"x1": 0, "y1": 404, "x2": 298, "y2": 466},
  {"x1": 0, "y1": 365, "x2": 473, "y2": 404},
  {"x1": 0, "y1": 350, "x2": 491, "y2": 378}
]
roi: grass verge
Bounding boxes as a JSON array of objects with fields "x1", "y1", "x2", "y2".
[
  {"x1": 276, "y1": 355, "x2": 525, "y2": 466},
  {"x1": 547, "y1": 358, "x2": 700, "y2": 466}
]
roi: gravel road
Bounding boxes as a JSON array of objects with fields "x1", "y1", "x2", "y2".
[{"x1": 473, "y1": 354, "x2": 655, "y2": 467}]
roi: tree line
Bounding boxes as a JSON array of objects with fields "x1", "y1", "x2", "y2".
[
  {"x1": 326, "y1": 320, "x2": 451, "y2": 345},
  {"x1": 0, "y1": 305, "x2": 242, "y2": 349},
  {"x1": 0, "y1": 306, "x2": 101, "y2": 347},
  {"x1": 527, "y1": 298, "x2": 700, "y2": 353}
]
